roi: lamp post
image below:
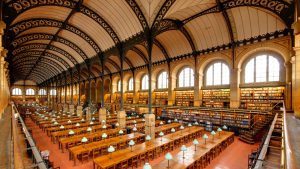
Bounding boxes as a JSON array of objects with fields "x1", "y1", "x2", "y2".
[
  {"x1": 193, "y1": 139, "x2": 199, "y2": 151},
  {"x1": 118, "y1": 130, "x2": 124, "y2": 138},
  {"x1": 211, "y1": 130, "x2": 216, "y2": 141},
  {"x1": 217, "y1": 128, "x2": 222, "y2": 137},
  {"x1": 132, "y1": 126, "x2": 137, "y2": 135},
  {"x1": 129, "y1": 140, "x2": 135, "y2": 152},
  {"x1": 81, "y1": 137, "x2": 88, "y2": 147},
  {"x1": 180, "y1": 126, "x2": 184, "y2": 135},
  {"x1": 203, "y1": 134, "x2": 208, "y2": 145},
  {"x1": 181, "y1": 145, "x2": 187, "y2": 159},
  {"x1": 145, "y1": 135, "x2": 151, "y2": 144},
  {"x1": 159, "y1": 131, "x2": 164, "y2": 142},
  {"x1": 165, "y1": 152, "x2": 173, "y2": 168},
  {"x1": 102, "y1": 133, "x2": 107, "y2": 141},
  {"x1": 107, "y1": 145, "x2": 115, "y2": 159}
]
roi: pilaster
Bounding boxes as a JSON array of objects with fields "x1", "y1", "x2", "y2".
[{"x1": 230, "y1": 68, "x2": 241, "y2": 108}]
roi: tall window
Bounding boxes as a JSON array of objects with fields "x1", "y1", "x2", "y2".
[
  {"x1": 245, "y1": 54, "x2": 280, "y2": 83},
  {"x1": 38, "y1": 89, "x2": 47, "y2": 95},
  {"x1": 141, "y1": 75, "x2": 149, "y2": 90},
  {"x1": 206, "y1": 62, "x2": 230, "y2": 86},
  {"x1": 157, "y1": 71, "x2": 168, "y2": 89},
  {"x1": 178, "y1": 67, "x2": 194, "y2": 87},
  {"x1": 128, "y1": 77, "x2": 134, "y2": 91},
  {"x1": 117, "y1": 80, "x2": 121, "y2": 92},
  {"x1": 26, "y1": 88, "x2": 35, "y2": 95},
  {"x1": 12, "y1": 88, "x2": 22, "y2": 95},
  {"x1": 50, "y1": 89, "x2": 57, "y2": 96}
]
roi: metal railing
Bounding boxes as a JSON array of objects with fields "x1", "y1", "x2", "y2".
[{"x1": 11, "y1": 103, "x2": 47, "y2": 169}]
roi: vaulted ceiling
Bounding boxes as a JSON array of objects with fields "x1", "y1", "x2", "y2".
[{"x1": 2, "y1": 0, "x2": 294, "y2": 84}]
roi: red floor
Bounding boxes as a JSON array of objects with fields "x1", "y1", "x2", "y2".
[{"x1": 26, "y1": 118, "x2": 258, "y2": 169}]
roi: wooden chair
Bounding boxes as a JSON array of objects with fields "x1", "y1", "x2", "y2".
[
  {"x1": 79, "y1": 150, "x2": 89, "y2": 163},
  {"x1": 139, "y1": 152, "x2": 147, "y2": 165},
  {"x1": 154, "y1": 147, "x2": 161, "y2": 158},
  {"x1": 147, "y1": 150, "x2": 154, "y2": 161},
  {"x1": 92, "y1": 148, "x2": 101, "y2": 159},
  {"x1": 128, "y1": 155, "x2": 138, "y2": 168},
  {"x1": 67, "y1": 142, "x2": 74, "y2": 149},
  {"x1": 119, "y1": 160, "x2": 128, "y2": 169}
]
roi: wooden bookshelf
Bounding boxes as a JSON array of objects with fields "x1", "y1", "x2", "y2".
[
  {"x1": 104, "y1": 94, "x2": 111, "y2": 103},
  {"x1": 202, "y1": 89, "x2": 230, "y2": 108},
  {"x1": 240, "y1": 87, "x2": 284, "y2": 110},
  {"x1": 125, "y1": 93, "x2": 133, "y2": 104},
  {"x1": 175, "y1": 91, "x2": 194, "y2": 106},
  {"x1": 138, "y1": 92, "x2": 148, "y2": 105},
  {"x1": 113, "y1": 93, "x2": 121, "y2": 104},
  {"x1": 154, "y1": 92, "x2": 168, "y2": 105}
]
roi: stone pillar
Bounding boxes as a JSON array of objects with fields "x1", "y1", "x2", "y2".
[
  {"x1": 230, "y1": 68, "x2": 241, "y2": 108},
  {"x1": 86, "y1": 107, "x2": 91, "y2": 121},
  {"x1": 99, "y1": 107, "x2": 107, "y2": 122},
  {"x1": 117, "y1": 110, "x2": 126, "y2": 128},
  {"x1": 63, "y1": 104, "x2": 68, "y2": 112},
  {"x1": 145, "y1": 113, "x2": 155, "y2": 140},
  {"x1": 285, "y1": 62, "x2": 292, "y2": 111},
  {"x1": 69, "y1": 104, "x2": 74, "y2": 114},
  {"x1": 168, "y1": 75, "x2": 175, "y2": 106},
  {"x1": 76, "y1": 105, "x2": 82, "y2": 117},
  {"x1": 292, "y1": 20, "x2": 300, "y2": 118},
  {"x1": 194, "y1": 71, "x2": 201, "y2": 106}
]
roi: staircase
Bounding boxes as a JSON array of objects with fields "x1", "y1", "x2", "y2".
[
  {"x1": 261, "y1": 112, "x2": 283, "y2": 169},
  {"x1": 240, "y1": 115, "x2": 273, "y2": 144}
]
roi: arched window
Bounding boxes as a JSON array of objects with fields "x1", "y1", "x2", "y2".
[
  {"x1": 26, "y1": 88, "x2": 35, "y2": 95},
  {"x1": 141, "y1": 75, "x2": 149, "y2": 90},
  {"x1": 117, "y1": 80, "x2": 121, "y2": 92},
  {"x1": 245, "y1": 54, "x2": 280, "y2": 83},
  {"x1": 50, "y1": 89, "x2": 57, "y2": 96},
  {"x1": 38, "y1": 89, "x2": 47, "y2": 95},
  {"x1": 206, "y1": 62, "x2": 230, "y2": 86},
  {"x1": 178, "y1": 67, "x2": 194, "y2": 87},
  {"x1": 128, "y1": 77, "x2": 134, "y2": 91},
  {"x1": 12, "y1": 88, "x2": 22, "y2": 95},
  {"x1": 157, "y1": 71, "x2": 168, "y2": 89}
]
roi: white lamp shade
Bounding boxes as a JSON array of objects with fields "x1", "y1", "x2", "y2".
[
  {"x1": 174, "y1": 119, "x2": 178, "y2": 122},
  {"x1": 81, "y1": 137, "x2": 88, "y2": 143},
  {"x1": 171, "y1": 128, "x2": 176, "y2": 133},
  {"x1": 68, "y1": 120, "x2": 71, "y2": 123},
  {"x1": 180, "y1": 126, "x2": 185, "y2": 130},
  {"x1": 168, "y1": 120, "x2": 171, "y2": 123},
  {"x1": 142, "y1": 119, "x2": 145, "y2": 122},
  {"x1": 133, "y1": 120, "x2": 137, "y2": 123},
  {"x1": 57, "y1": 116, "x2": 60, "y2": 118},
  {"x1": 222, "y1": 125, "x2": 228, "y2": 130},
  {"x1": 181, "y1": 145, "x2": 187, "y2": 151},
  {"x1": 81, "y1": 119, "x2": 85, "y2": 122},
  {"x1": 165, "y1": 152, "x2": 173, "y2": 160},
  {"x1": 211, "y1": 131, "x2": 216, "y2": 135},
  {"x1": 68, "y1": 115, "x2": 71, "y2": 117},
  {"x1": 188, "y1": 123, "x2": 192, "y2": 127},
  {"x1": 87, "y1": 127, "x2": 92, "y2": 132},
  {"x1": 107, "y1": 145, "x2": 115, "y2": 153},
  {"x1": 160, "y1": 121, "x2": 164, "y2": 125},
  {"x1": 102, "y1": 133, "x2": 107, "y2": 138},
  {"x1": 69, "y1": 130, "x2": 75, "y2": 135},
  {"x1": 44, "y1": 117, "x2": 48, "y2": 120},
  {"x1": 75, "y1": 123, "x2": 80, "y2": 127},
  {"x1": 102, "y1": 120, "x2": 106, "y2": 123},
  {"x1": 159, "y1": 131, "x2": 164, "y2": 136},
  {"x1": 129, "y1": 140, "x2": 135, "y2": 146},
  {"x1": 143, "y1": 163, "x2": 152, "y2": 169},
  {"x1": 115, "y1": 123, "x2": 120, "y2": 127},
  {"x1": 119, "y1": 130, "x2": 124, "y2": 134},
  {"x1": 54, "y1": 122, "x2": 58, "y2": 125},
  {"x1": 90, "y1": 121, "x2": 94, "y2": 125},
  {"x1": 193, "y1": 139, "x2": 199, "y2": 145},
  {"x1": 157, "y1": 116, "x2": 160, "y2": 120},
  {"x1": 132, "y1": 127, "x2": 137, "y2": 132},
  {"x1": 59, "y1": 125, "x2": 64, "y2": 129},
  {"x1": 145, "y1": 135, "x2": 151, "y2": 141},
  {"x1": 203, "y1": 134, "x2": 209, "y2": 139},
  {"x1": 108, "y1": 115, "x2": 111, "y2": 118},
  {"x1": 217, "y1": 128, "x2": 222, "y2": 132},
  {"x1": 102, "y1": 125, "x2": 107, "y2": 129},
  {"x1": 128, "y1": 116, "x2": 131, "y2": 119},
  {"x1": 92, "y1": 117, "x2": 95, "y2": 120},
  {"x1": 194, "y1": 121, "x2": 199, "y2": 125}
]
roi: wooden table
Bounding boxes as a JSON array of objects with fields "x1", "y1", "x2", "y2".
[
  {"x1": 154, "y1": 123, "x2": 181, "y2": 137},
  {"x1": 152, "y1": 131, "x2": 234, "y2": 169},
  {"x1": 70, "y1": 133, "x2": 145, "y2": 165},
  {"x1": 93, "y1": 126, "x2": 204, "y2": 169},
  {"x1": 58, "y1": 128, "x2": 126, "y2": 153}
]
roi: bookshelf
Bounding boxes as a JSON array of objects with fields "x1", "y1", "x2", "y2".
[
  {"x1": 138, "y1": 92, "x2": 148, "y2": 105},
  {"x1": 240, "y1": 87, "x2": 284, "y2": 110},
  {"x1": 175, "y1": 91, "x2": 194, "y2": 106},
  {"x1": 125, "y1": 93, "x2": 133, "y2": 104},
  {"x1": 104, "y1": 94, "x2": 111, "y2": 103},
  {"x1": 114, "y1": 93, "x2": 121, "y2": 104},
  {"x1": 154, "y1": 92, "x2": 168, "y2": 105},
  {"x1": 202, "y1": 89, "x2": 230, "y2": 108}
]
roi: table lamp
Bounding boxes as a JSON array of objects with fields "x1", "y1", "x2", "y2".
[
  {"x1": 115, "y1": 122, "x2": 120, "y2": 128},
  {"x1": 194, "y1": 121, "x2": 199, "y2": 126},
  {"x1": 133, "y1": 120, "x2": 137, "y2": 124},
  {"x1": 44, "y1": 117, "x2": 48, "y2": 120},
  {"x1": 157, "y1": 116, "x2": 160, "y2": 120},
  {"x1": 129, "y1": 140, "x2": 135, "y2": 152},
  {"x1": 102, "y1": 124, "x2": 107, "y2": 129},
  {"x1": 174, "y1": 118, "x2": 178, "y2": 122},
  {"x1": 143, "y1": 163, "x2": 152, "y2": 169},
  {"x1": 132, "y1": 126, "x2": 137, "y2": 134},
  {"x1": 159, "y1": 131, "x2": 164, "y2": 142},
  {"x1": 54, "y1": 121, "x2": 58, "y2": 125},
  {"x1": 92, "y1": 117, "x2": 96, "y2": 121},
  {"x1": 90, "y1": 121, "x2": 94, "y2": 125},
  {"x1": 69, "y1": 130, "x2": 75, "y2": 135},
  {"x1": 102, "y1": 119, "x2": 106, "y2": 124},
  {"x1": 211, "y1": 130, "x2": 216, "y2": 141},
  {"x1": 180, "y1": 125, "x2": 184, "y2": 135},
  {"x1": 107, "y1": 145, "x2": 115, "y2": 159},
  {"x1": 102, "y1": 133, "x2": 108, "y2": 141},
  {"x1": 81, "y1": 119, "x2": 85, "y2": 122},
  {"x1": 128, "y1": 116, "x2": 132, "y2": 119},
  {"x1": 217, "y1": 128, "x2": 222, "y2": 136},
  {"x1": 119, "y1": 130, "x2": 124, "y2": 138},
  {"x1": 181, "y1": 145, "x2": 187, "y2": 159},
  {"x1": 68, "y1": 120, "x2": 71, "y2": 123},
  {"x1": 145, "y1": 135, "x2": 151, "y2": 143},
  {"x1": 160, "y1": 121, "x2": 164, "y2": 125},
  {"x1": 203, "y1": 134, "x2": 208, "y2": 144},
  {"x1": 193, "y1": 139, "x2": 199, "y2": 151},
  {"x1": 67, "y1": 115, "x2": 71, "y2": 117},
  {"x1": 222, "y1": 125, "x2": 228, "y2": 130},
  {"x1": 81, "y1": 137, "x2": 88, "y2": 144},
  {"x1": 165, "y1": 152, "x2": 173, "y2": 168},
  {"x1": 142, "y1": 118, "x2": 145, "y2": 122},
  {"x1": 167, "y1": 119, "x2": 171, "y2": 123},
  {"x1": 59, "y1": 125, "x2": 64, "y2": 129},
  {"x1": 75, "y1": 123, "x2": 80, "y2": 127},
  {"x1": 87, "y1": 127, "x2": 92, "y2": 132}
]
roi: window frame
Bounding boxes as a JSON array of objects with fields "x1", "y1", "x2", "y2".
[
  {"x1": 203, "y1": 60, "x2": 230, "y2": 87},
  {"x1": 50, "y1": 89, "x2": 57, "y2": 96},
  {"x1": 177, "y1": 66, "x2": 195, "y2": 88},
  {"x1": 38, "y1": 89, "x2": 47, "y2": 95},
  {"x1": 117, "y1": 80, "x2": 121, "y2": 92},
  {"x1": 157, "y1": 70, "x2": 168, "y2": 89},
  {"x1": 141, "y1": 74, "x2": 149, "y2": 90},
  {"x1": 26, "y1": 88, "x2": 35, "y2": 96},
  {"x1": 12, "y1": 88, "x2": 22, "y2": 96},
  {"x1": 128, "y1": 77, "x2": 134, "y2": 91}
]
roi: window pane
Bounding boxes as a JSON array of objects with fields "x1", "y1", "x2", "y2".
[
  {"x1": 117, "y1": 80, "x2": 121, "y2": 92},
  {"x1": 255, "y1": 55, "x2": 267, "y2": 82},
  {"x1": 178, "y1": 67, "x2": 194, "y2": 87},
  {"x1": 26, "y1": 89, "x2": 35, "y2": 95},
  {"x1": 213, "y1": 63, "x2": 222, "y2": 85},
  {"x1": 158, "y1": 71, "x2": 168, "y2": 89},
  {"x1": 128, "y1": 78, "x2": 133, "y2": 91},
  {"x1": 222, "y1": 63, "x2": 230, "y2": 85},
  {"x1": 141, "y1": 75, "x2": 149, "y2": 90},
  {"x1": 245, "y1": 59, "x2": 254, "y2": 83},
  {"x1": 206, "y1": 66, "x2": 213, "y2": 86},
  {"x1": 269, "y1": 56, "x2": 280, "y2": 82},
  {"x1": 12, "y1": 88, "x2": 22, "y2": 95}
]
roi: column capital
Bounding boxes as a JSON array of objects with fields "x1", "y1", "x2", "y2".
[{"x1": 0, "y1": 21, "x2": 6, "y2": 35}]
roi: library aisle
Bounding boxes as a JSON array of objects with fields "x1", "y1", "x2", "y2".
[{"x1": 286, "y1": 113, "x2": 300, "y2": 168}]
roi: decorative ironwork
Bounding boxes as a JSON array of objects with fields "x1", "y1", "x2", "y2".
[
  {"x1": 106, "y1": 58, "x2": 120, "y2": 71},
  {"x1": 125, "y1": 0, "x2": 148, "y2": 29},
  {"x1": 153, "y1": 39, "x2": 169, "y2": 60},
  {"x1": 131, "y1": 47, "x2": 148, "y2": 64},
  {"x1": 152, "y1": 0, "x2": 176, "y2": 29}
]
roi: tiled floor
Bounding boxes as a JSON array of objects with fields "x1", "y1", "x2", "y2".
[{"x1": 26, "y1": 118, "x2": 258, "y2": 169}]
